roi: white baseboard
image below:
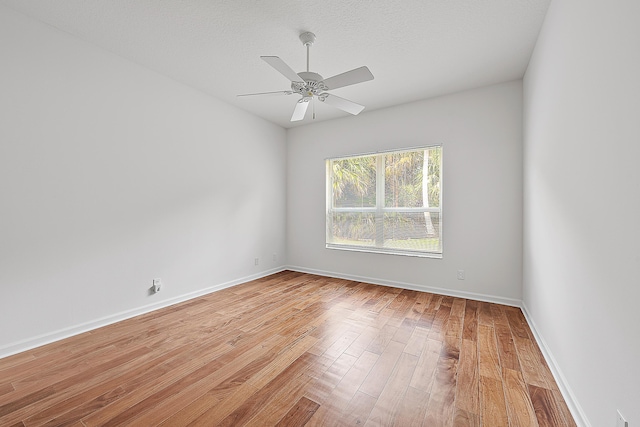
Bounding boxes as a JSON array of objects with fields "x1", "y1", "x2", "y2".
[
  {"x1": 285, "y1": 265, "x2": 522, "y2": 307},
  {"x1": 0, "y1": 267, "x2": 286, "y2": 360},
  {"x1": 520, "y1": 302, "x2": 591, "y2": 427}
]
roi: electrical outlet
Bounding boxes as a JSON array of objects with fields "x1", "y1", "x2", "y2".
[
  {"x1": 617, "y1": 410, "x2": 628, "y2": 427},
  {"x1": 254, "y1": 258, "x2": 259, "y2": 266},
  {"x1": 272, "y1": 253, "x2": 277, "y2": 262},
  {"x1": 152, "y1": 278, "x2": 162, "y2": 293},
  {"x1": 457, "y1": 269, "x2": 465, "y2": 280}
]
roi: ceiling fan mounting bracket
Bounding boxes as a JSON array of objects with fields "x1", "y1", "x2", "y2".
[{"x1": 299, "y1": 31, "x2": 316, "y2": 47}]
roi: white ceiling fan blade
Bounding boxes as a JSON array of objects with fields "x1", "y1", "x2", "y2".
[
  {"x1": 320, "y1": 66, "x2": 374, "y2": 90},
  {"x1": 291, "y1": 98, "x2": 310, "y2": 121},
  {"x1": 237, "y1": 90, "x2": 293, "y2": 97},
  {"x1": 320, "y1": 94, "x2": 365, "y2": 115},
  {"x1": 261, "y1": 56, "x2": 303, "y2": 82}
]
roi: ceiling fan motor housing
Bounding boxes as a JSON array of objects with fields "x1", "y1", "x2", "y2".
[{"x1": 292, "y1": 71, "x2": 326, "y2": 97}]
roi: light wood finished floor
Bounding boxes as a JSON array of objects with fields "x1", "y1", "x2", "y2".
[{"x1": 0, "y1": 271, "x2": 576, "y2": 426}]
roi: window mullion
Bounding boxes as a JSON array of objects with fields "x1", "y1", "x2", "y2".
[
  {"x1": 375, "y1": 155, "x2": 384, "y2": 246},
  {"x1": 326, "y1": 161, "x2": 333, "y2": 244}
]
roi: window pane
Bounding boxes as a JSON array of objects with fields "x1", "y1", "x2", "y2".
[
  {"x1": 384, "y1": 151, "x2": 424, "y2": 208},
  {"x1": 384, "y1": 148, "x2": 441, "y2": 209},
  {"x1": 383, "y1": 212, "x2": 441, "y2": 253},
  {"x1": 426, "y1": 147, "x2": 441, "y2": 208},
  {"x1": 328, "y1": 212, "x2": 376, "y2": 246},
  {"x1": 331, "y1": 156, "x2": 376, "y2": 208}
]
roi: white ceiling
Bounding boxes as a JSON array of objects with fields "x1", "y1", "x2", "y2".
[{"x1": 1, "y1": 0, "x2": 551, "y2": 128}]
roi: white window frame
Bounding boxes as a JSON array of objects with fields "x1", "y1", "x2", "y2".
[{"x1": 326, "y1": 145, "x2": 443, "y2": 258}]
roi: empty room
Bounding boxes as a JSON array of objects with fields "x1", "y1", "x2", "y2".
[{"x1": 0, "y1": 0, "x2": 638, "y2": 426}]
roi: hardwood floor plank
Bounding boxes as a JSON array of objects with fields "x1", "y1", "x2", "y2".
[
  {"x1": 455, "y1": 338, "x2": 479, "y2": 415},
  {"x1": 479, "y1": 376, "x2": 509, "y2": 426},
  {"x1": 340, "y1": 354, "x2": 382, "y2": 399},
  {"x1": 462, "y1": 300, "x2": 478, "y2": 342},
  {"x1": 246, "y1": 334, "x2": 318, "y2": 390},
  {"x1": 359, "y1": 340, "x2": 405, "y2": 398},
  {"x1": 503, "y1": 368, "x2": 539, "y2": 427},
  {"x1": 304, "y1": 352, "x2": 359, "y2": 405},
  {"x1": 453, "y1": 407, "x2": 480, "y2": 427},
  {"x1": 0, "y1": 387, "x2": 55, "y2": 420},
  {"x1": 344, "y1": 326, "x2": 380, "y2": 358},
  {"x1": 495, "y1": 321, "x2": 521, "y2": 372},
  {"x1": 364, "y1": 352, "x2": 418, "y2": 426},
  {"x1": 391, "y1": 318, "x2": 416, "y2": 345},
  {"x1": 409, "y1": 338, "x2": 442, "y2": 392},
  {"x1": 0, "y1": 383, "x2": 15, "y2": 398},
  {"x1": 427, "y1": 304, "x2": 452, "y2": 341},
  {"x1": 79, "y1": 348, "x2": 229, "y2": 426},
  {"x1": 39, "y1": 386, "x2": 127, "y2": 427},
  {"x1": 0, "y1": 272, "x2": 575, "y2": 427},
  {"x1": 513, "y1": 335, "x2": 549, "y2": 389},
  {"x1": 0, "y1": 352, "x2": 36, "y2": 372},
  {"x1": 24, "y1": 345, "x2": 187, "y2": 426},
  {"x1": 241, "y1": 374, "x2": 315, "y2": 426},
  {"x1": 337, "y1": 390, "x2": 377, "y2": 426},
  {"x1": 95, "y1": 360, "x2": 221, "y2": 427},
  {"x1": 365, "y1": 324, "x2": 398, "y2": 355},
  {"x1": 416, "y1": 295, "x2": 440, "y2": 329},
  {"x1": 403, "y1": 326, "x2": 430, "y2": 357},
  {"x1": 0, "y1": 346, "x2": 152, "y2": 424},
  {"x1": 1, "y1": 348, "x2": 102, "y2": 395},
  {"x1": 442, "y1": 316, "x2": 463, "y2": 360},
  {"x1": 150, "y1": 332, "x2": 289, "y2": 425},
  {"x1": 552, "y1": 389, "x2": 578, "y2": 427},
  {"x1": 305, "y1": 350, "x2": 378, "y2": 425},
  {"x1": 275, "y1": 396, "x2": 320, "y2": 426},
  {"x1": 478, "y1": 324, "x2": 502, "y2": 380},
  {"x1": 405, "y1": 292, "x2": 431, "y2": 322},
  {"x1": 450, "y1": 298, "x2": 466, "y2": 319},
  {"x1": 528, "y1": 385, "x2": 572, "y2": 427},
  {"x1": 423, "y1": 352, "x2": 458, "y2": 427},
  {"x1": 392, "y1": 386, "x2": 430, "y2": 427},
  {"x1": 504, "y1": 306, "x2": 531, "y2": 340},
  {"x1": 478, "y1": 302, "x2": 494, "y2": 327},
  {"x1": 324, "y1": 329, "x2": 361, "y2": 360},
  {"x1": 210, "y1": 353, "x2": 316, "y2": 427}
]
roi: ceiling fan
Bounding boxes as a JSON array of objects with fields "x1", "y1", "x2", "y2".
[{"x1": 238, "y1": 32, "x2": 374, "y2": 122}]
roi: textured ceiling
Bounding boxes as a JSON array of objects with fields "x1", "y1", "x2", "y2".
[{"x1": 1, "y1": 0, "x2": 551, "y2": 128}]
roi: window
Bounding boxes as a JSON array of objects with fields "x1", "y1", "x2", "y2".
[{"x1": 326, "y1": 146, "x2": 442, "y2": 257}]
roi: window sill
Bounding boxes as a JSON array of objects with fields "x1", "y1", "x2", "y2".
[{"x1": 325, "y1": 244, "x2": 443, "y2": 259}]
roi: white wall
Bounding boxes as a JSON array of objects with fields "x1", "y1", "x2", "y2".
[
  {"x1": 287, "y1": 81, "x2": 523, "y2": 304},
  {"x1": 0, "y1": 5, "x2": 287, "y2": 355},
  {"x1": 523, "y1": 0, "x2": 640, "y2": 425}
]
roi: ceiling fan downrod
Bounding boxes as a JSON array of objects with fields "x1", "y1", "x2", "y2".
[{"x1": 299, "y1": 32, "x2": 316, "y2": 73}]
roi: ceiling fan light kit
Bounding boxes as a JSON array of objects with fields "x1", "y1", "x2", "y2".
[{"x1": 238, "y1": 31, "x2": 373, "y2": 122}]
